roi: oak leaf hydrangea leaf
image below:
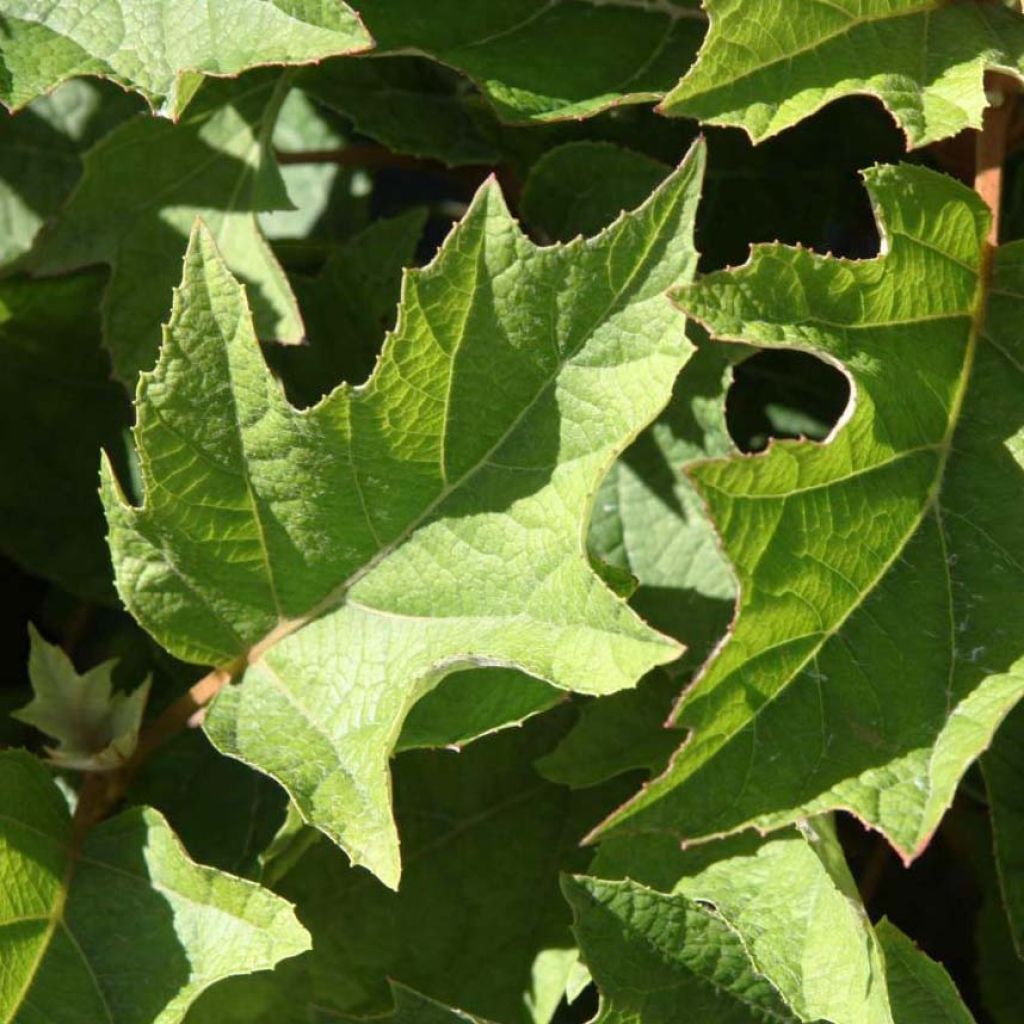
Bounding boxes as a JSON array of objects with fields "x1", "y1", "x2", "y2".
[
  {"x1": 597, "y1": 163, "x2": 1024, "y2": 865},
  {"x1": 0, "y1": 750, "x2": 309, "y2": 1023},
  {"x1": 661, "y1": 0, "x2": 1024, "y2": 148},
  {"x1": 0, "y1": 0, "x2": 371, "y2": 117},
  {"x1": 100, "y1": 142, "x2": 707, "y2": 887}
]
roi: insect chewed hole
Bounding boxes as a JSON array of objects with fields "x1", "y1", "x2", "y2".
[{"x1": 726, "y1": 349, "x2": 851, "y2": 454}]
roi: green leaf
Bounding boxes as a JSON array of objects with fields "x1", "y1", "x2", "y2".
[
  {"x1": 395, "y1": 667, "x2": 563, "y2": 753},
  {"x1": 0, "y1": 79, "x2": 140, "y2": 268},
  {"x1": 598, "y1": 163, "x2": 1024, "y2": 864},
  {"x1": 341, "y1": 984, "x2": 496, "y2": 1024},
  {"x1": 300, "y1": 57, "x2": 503, "y2": 166},
  {"x1": 30, "y1": 71, "x2": 304, "y2": 385},
  {"x1": 12, "y1": 624, "x2": 150, "y2": 771},
  {"x1": 100, "y1": 143, "x2": 707, "y2": 887},
  {"x1": 269, "y1": 208, "x2": 428, "y2": 407},
  {"x1": 0, "y1": 749, "x2": 308, "y2": 1023},
  {"x1": 0, "y1": 0, "x2": 370, "y2": 117},
  {"x1": 661, "y1": 0, "x2": 1024, "y2": 147},
  {"x1": 185, "y1": 714, "x2": 621, "y2": 1024},
  {"x1": 522, "y1": 141, "x2": 670, "y2": 243},
  {"x1": 564, "y1": 873, "x2": 799, "y2": 1023},
  {"x1": 875, "y1": 919, "x2": 976, "y2": 1024},
  {"x1": 353, "y1": 0, "x2": 707, "y2": 124},
  {"x1": 127, "y1": 727, "x2": 287, "y2": 877},
  {"x1": 586, "y1": 820, "x2": 895, "y2": 1024},
  {"x1": 0, "y1": 272, "x2": 129, "y2": 601},
  {"x1": 984, "y1": 703, "x2": 1024, "y2": 956}
]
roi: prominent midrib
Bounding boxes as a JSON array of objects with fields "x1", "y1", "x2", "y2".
[
  {"x1": 241, "y1": 185, "x2": 682, "y2": 668},
  {"x1": 656, "y1": 238, "x2": 996, "y2": 827},
  {"x1": 3, "y1": 831, "x2": 79, "y2": 1024}
]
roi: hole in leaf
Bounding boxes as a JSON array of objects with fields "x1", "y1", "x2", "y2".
[{"x1": 725, "y1": 349, "x2": 851, "y2": 454}]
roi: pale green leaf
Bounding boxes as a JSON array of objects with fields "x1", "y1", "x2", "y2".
[
  {"x1": 30, "y1": 71, "x2": 303, "y2": 385},
  {"x1": 599, "y1": 163, "x2": 1024, "y2": 864},
  {"x1": 353, "y1": 0, "x2": 707, "y2": 124},
  {"x1": 661, "y1": 0, "x2": 1024, "y2": 147},
  {"x1": 101, "y1": 143, "x2": 707, "y2": 886},
  {"x1": 0, "y1": 0, "x2": 370, "y2": 117},
  {"x1": 0, "y1": 749, "x2": 309, "y2": 1023},
  {"x1": 12, "y1": 625, "x2": 150, "y2": 771},
  {"x1": 983, "y1": 703, "x2": 1024, "y2": 956}
]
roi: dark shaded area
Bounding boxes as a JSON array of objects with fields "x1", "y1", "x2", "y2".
[{"x1": 726, "y1": 349, "x2": 851, "y2": 453}]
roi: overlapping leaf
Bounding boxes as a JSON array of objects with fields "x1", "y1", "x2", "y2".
[
  {"x1": 661, "y1": 0, "x2": 1024, "y2": 147},
  {"x1": 29, "y1": 71, "x2": 303, "y2": 385},
  {"x1": 101, "y1": 143, "x2": 706, "y2": 887},
  {"x1": 579, "y1": 821, "x2": 978, "y2": 1023},
  {"x1": 599, "y1": 163, "x2": 1024, "y2": 865},
  {"x1": 0, "y1": 750, "x2": 308, "y2": 1023},
  {"x1": 0, "y1": 0, "x2": 370, "y2": 116},
  {"x1": 353, "y1": 0, "x2": 707, "y2": 124}
]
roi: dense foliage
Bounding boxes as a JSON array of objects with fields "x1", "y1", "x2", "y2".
[{"x1": 2, "y1": 2, "x2": 1023, "y2": 1021}]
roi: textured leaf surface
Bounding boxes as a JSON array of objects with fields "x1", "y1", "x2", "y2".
[
  {"x1": 101, "y1": 144, "x2": 706, "y2": 886},
  {"x1": 30, "y1": 72, "x2": 302, "y2": 385},
  {"x1": 13, "y1": 625, "x2": 150, "y2": 771},
  {"x1": 0, "y1": 750, "x2": 308, "y2": 1023},
  {"x1": 565, "y1": 874, "x2": 799, "y2": 1023},
  {"x1": 354, "y1": 0, "x2": 706, "y2": 124},
  {"x1": 184, "y1": 715, "x2": 616, "y2": 1024},
  {"x1": 0, "y1": 272, "x2": 129, "y2": 600},
  {"x1": 0, "y1": 0, "x2": 370, "y2": 116},
  {"x1": 587, "y1": 821, "x2": 895, "y2": 1024},
  {"x1": 600, "y1": 163, "x2": 1024, "y2": 863},
  {"x1": 661, "y1": 0, "x2": 1024, "y2": 147},
  {"x1": 984, "y1": 703, "x2": 1024, "y2": 956}
]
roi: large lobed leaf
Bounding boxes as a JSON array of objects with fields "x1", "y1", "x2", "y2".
[
  {"x1": 0, "y1": 750, "x2": 308, "y2": 1023},
  {"x1": 599, "y1": 163, "x2": 1024, "y2": 865},
  {"x1": 0, "y1": 0, "x2": 370, "y2": 116},
  {"x1": 661, "y1": 0, "x2": 1024, "y2": 147},
  {"x1": 101, "y1": 142, "x2": 708, "y2": 887}
]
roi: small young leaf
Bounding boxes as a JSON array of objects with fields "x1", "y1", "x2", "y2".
[
  {"x1": 12, "y1": 625, "x2": 150, "y2": 770},
  {"x1": 0, "y1": 750, "x2": 309, "y2": 1023},
  {"x1": 0, "y1": 0, "x2": 370, "y2": 117}
]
